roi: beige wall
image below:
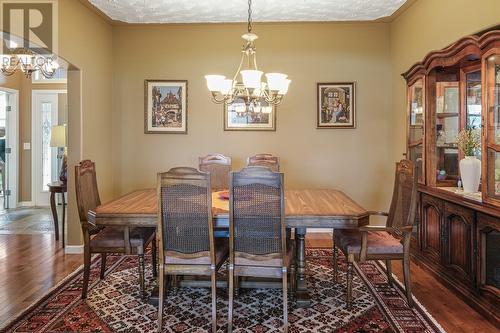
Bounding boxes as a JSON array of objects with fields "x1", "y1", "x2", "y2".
[
  {"x1": 58, "y1": 0, "x2": 113, "y2": 245},
  {"x1": 112, "y1": 22, "x2": 395, "y2": 211},
  {"x1": 389, "y1": 0, "x2": 500, "y2": 162}
]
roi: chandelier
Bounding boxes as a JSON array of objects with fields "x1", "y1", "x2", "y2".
[
  {"x1": 1, "y1": 47, "x2": 59, "y2": 79},
  {"x1": 205, "y1": 0, "x2": 290, "y2": 106}
]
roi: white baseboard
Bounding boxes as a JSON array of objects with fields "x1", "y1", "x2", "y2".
[
  {"x1": 18, "y1": 201, "x2": 34, "y2": 207},
  {"x1": 65, "y1": 245, "x2": 83, "y2": 254}
]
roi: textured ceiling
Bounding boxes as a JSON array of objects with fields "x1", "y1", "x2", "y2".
[{"x1": 89, "y1": 0, "x2": 407, "y2": 24}]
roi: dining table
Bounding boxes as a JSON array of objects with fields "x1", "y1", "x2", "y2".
[{"x1": 88, "y1": 188, "x2": 369, "y2": 307}]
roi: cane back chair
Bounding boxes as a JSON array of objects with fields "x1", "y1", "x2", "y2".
[
  {"x1": 333, "y1": 159, "x2": 418, "y2": 308},
  {"x1": 75, "y1": 160, "x2": 156, "y2": 299},
  {"x1": 199, "y1": 153, "x2": 231, "y2": 191},
  {"x1": 228, "y1": 166, "x2": 294, "y2": 333},
  {"x1": 247, "y1": 153, "x2": 280, "y2": 172},
  {"x1": 156, "y1": 167, "x2": 229, "y2": 333}
]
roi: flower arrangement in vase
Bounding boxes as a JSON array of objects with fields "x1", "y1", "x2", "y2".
[{"x1": 457, "y1": 127, "x2": 481, "y2": 193}]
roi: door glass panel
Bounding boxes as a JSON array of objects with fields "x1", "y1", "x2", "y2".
[
  {"x1": 466, "y1": 71, "x2": 482, "y2": 128},
  {"x1": 436, "y1": 82, "x2": 459, "y2": 185},
  {"x1": 487, "y1": 149, "x2": 500, "y2": 198},
  {"x1": 487, "y1": 57, "x2": 500, "y2": 144},
  {"x1": 409, "y1": 79, "x2": 424, "y2": 126},
  {"x1": 409, "y1": 144, "x2": 423, "y2": 181},
  {"x1": 408, "y1": 79, "x2": 424, "y2": 183},
  {"x1": 41, "y1": 102, "x2": 53, "y2": 192},
  {"x1": 485, "y1": 230, "x2": 500, "y2": 289}
]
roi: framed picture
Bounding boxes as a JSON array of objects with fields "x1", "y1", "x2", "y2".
[
  {"x1": 317, "y1": 82, "x2": 355, "y2": 129},
  {"x1": 144, "y1": 80, "x2": 187, "y2": 134},
  {"x1": 224, "y1": 97, "x2": 276, "y2": 131}
]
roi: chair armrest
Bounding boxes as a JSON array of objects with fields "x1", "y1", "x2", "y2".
[{"x1": 366, "y1": 211, "x2": 389, "y2": 217}]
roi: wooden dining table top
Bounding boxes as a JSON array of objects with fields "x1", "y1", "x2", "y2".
[{"x1": 89, "y1": 188, "x2": 369, "y2": 229}]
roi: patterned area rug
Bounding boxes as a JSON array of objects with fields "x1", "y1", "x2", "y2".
[{"x1": 1, "y1": 249, "x2": 445, "y2": 332}]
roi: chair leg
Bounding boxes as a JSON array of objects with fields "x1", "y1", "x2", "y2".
[
  {"x1": 82, "y1": 248, "x2": 91, "y2": 299},
  {"x1": 138, "y1": 253, "x2": 146, "y2": 299},
  {"x1": 157, "y1": 266, "x2": 165, "y2": 333},
  {"x1": 385, "y1": 259, "x2": 393, "y2": 287},
  {"x1": 172, "y1": 274, "x2": 178, "y2": 295},
  {"x1": 346, "y1": 254, "x2": 354, "y2": 309},
  {"x1": 333, "y1": 242, "x2": 339, "y2": 283},
  {"x1": 100, "y1": 253, "x2": 107, "y2": 279},
  {"x1": 234, "y1": 276, "x2": 239, "y2": 298},
  {"x1": 228, "y1": 265, "x2": 234, "y2": 333},
  {"x1": 152, "y1": 237, "x2": 158, "y2": 278},
  {"x1": 211, "y1": 268, "x2": 217, "y2": 333},
  {"x1": 290, "y1": 264, "x2": 296, "y2": 295},
  {"x1": 403, "y1": 255, "x2": 413, "y2": 307},
  {"x1": 282, "y1": 267, "x2": 288, "y2": 333}
]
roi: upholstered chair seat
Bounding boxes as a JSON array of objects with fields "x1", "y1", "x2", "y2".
[
  {"x1": 334, "y1": 229, "x2": 404, "y2": 256},
  {"x1": 90, "y1": 227, "x2": 155, "y2": 250}
]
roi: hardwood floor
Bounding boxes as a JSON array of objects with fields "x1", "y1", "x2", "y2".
[
  {"x1": 0, "y1": 232, "x2": 497, "y2": 332},
  {"x1": 0, "y1": 234, "x2": 81, "y2": 324}
]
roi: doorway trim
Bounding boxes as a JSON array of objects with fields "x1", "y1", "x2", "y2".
[
  {"x1": 0, "y1": 87, "x2": 19, "y2": 209},
  {"x1": 31, "y1": 89, "x2": 66, "y2": 206}
]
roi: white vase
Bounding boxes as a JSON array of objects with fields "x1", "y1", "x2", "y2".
[{"x1": 459, "y1": 156, "x2": 481, "y2": 193}]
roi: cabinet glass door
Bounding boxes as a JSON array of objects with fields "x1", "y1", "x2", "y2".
[
  {"x1": 485, "y1": 55, "x2": 500, "y2": 202},
  {"x1": 435, "y1": 81, "x2": 459, "y2": 186},
  {"x1": 408, "y1": 79, "x2": 425, "y2": 183}
]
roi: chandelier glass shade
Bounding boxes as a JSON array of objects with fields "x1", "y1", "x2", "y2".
[
  {"x1": 205, "y1": 0, "x2": 290, "y2": 107},
  {"x1": 1, "y1": 48, "x2": 59, "y2": 79}
]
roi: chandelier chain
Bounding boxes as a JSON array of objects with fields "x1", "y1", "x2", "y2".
[{"x1": 247, "y1": 0, "x2": 252, "y2": 33}]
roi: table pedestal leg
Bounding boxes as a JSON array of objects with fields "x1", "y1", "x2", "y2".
[
  {"x1": 295, "y1": 227, "x2": 311, "y2": 307},
  {"x1": 50, "y1": 191, "x2": 59, "y2": 241}
]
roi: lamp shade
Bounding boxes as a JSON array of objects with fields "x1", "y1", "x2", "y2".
[
  {"x1": 278, "y1": 79, "x2": 291, "y2": 95},
  {"x1": 50, "y1": 125, "x2": 67, "y2": 148},
  {"x1": 265, "y1": 73, "x2": 287, "y2": 91},
  {"x1": 240, "y1": 70, "x2": 263, "y2": 89},
  {"x1": 205, "y1": 75, "x2": 225, "y2": 92}
]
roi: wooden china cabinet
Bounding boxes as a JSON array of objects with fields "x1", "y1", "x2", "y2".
[{"x1": 403, "y1": 29, "x2": 500, "y2": 326}]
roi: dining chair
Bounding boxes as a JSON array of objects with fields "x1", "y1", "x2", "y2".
[
  {"x1": 333, "y1": 159, "x2": 418, "y2": 308},
  {"x1": 156, "y1": 167, "x2": 228, "y2": 333},
  {"x1": 199, "y1": 153, "x2": 231, "y2": 191},
  {"x1": 228, "y1": 166, "x2": 294, "y2": 333},
  {"x1": 247, "y1": 153, "x2": 280, "y2": 172},
  {"x1": 75, "y1": 160, "x2": 157, "y2": 299}
]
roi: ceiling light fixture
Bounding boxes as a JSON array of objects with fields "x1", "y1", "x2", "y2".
[{"x1": 205, "y1": 0, "x2": 290, "y2": 107}]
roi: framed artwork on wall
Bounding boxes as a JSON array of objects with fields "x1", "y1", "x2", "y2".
[
  {"x1": 224, "y1": 97, "x2": 276, "y2": 131},
  {"x1": 144, "y1": 80, "x2": 187, "y2": 134},
  {"x1": 317, "y1": 82, "x2": 356, "y2": 129}
]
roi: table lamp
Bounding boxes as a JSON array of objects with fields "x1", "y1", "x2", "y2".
[{"x1": 50, "y1": 125, "x2": 67, "y2": 184}]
